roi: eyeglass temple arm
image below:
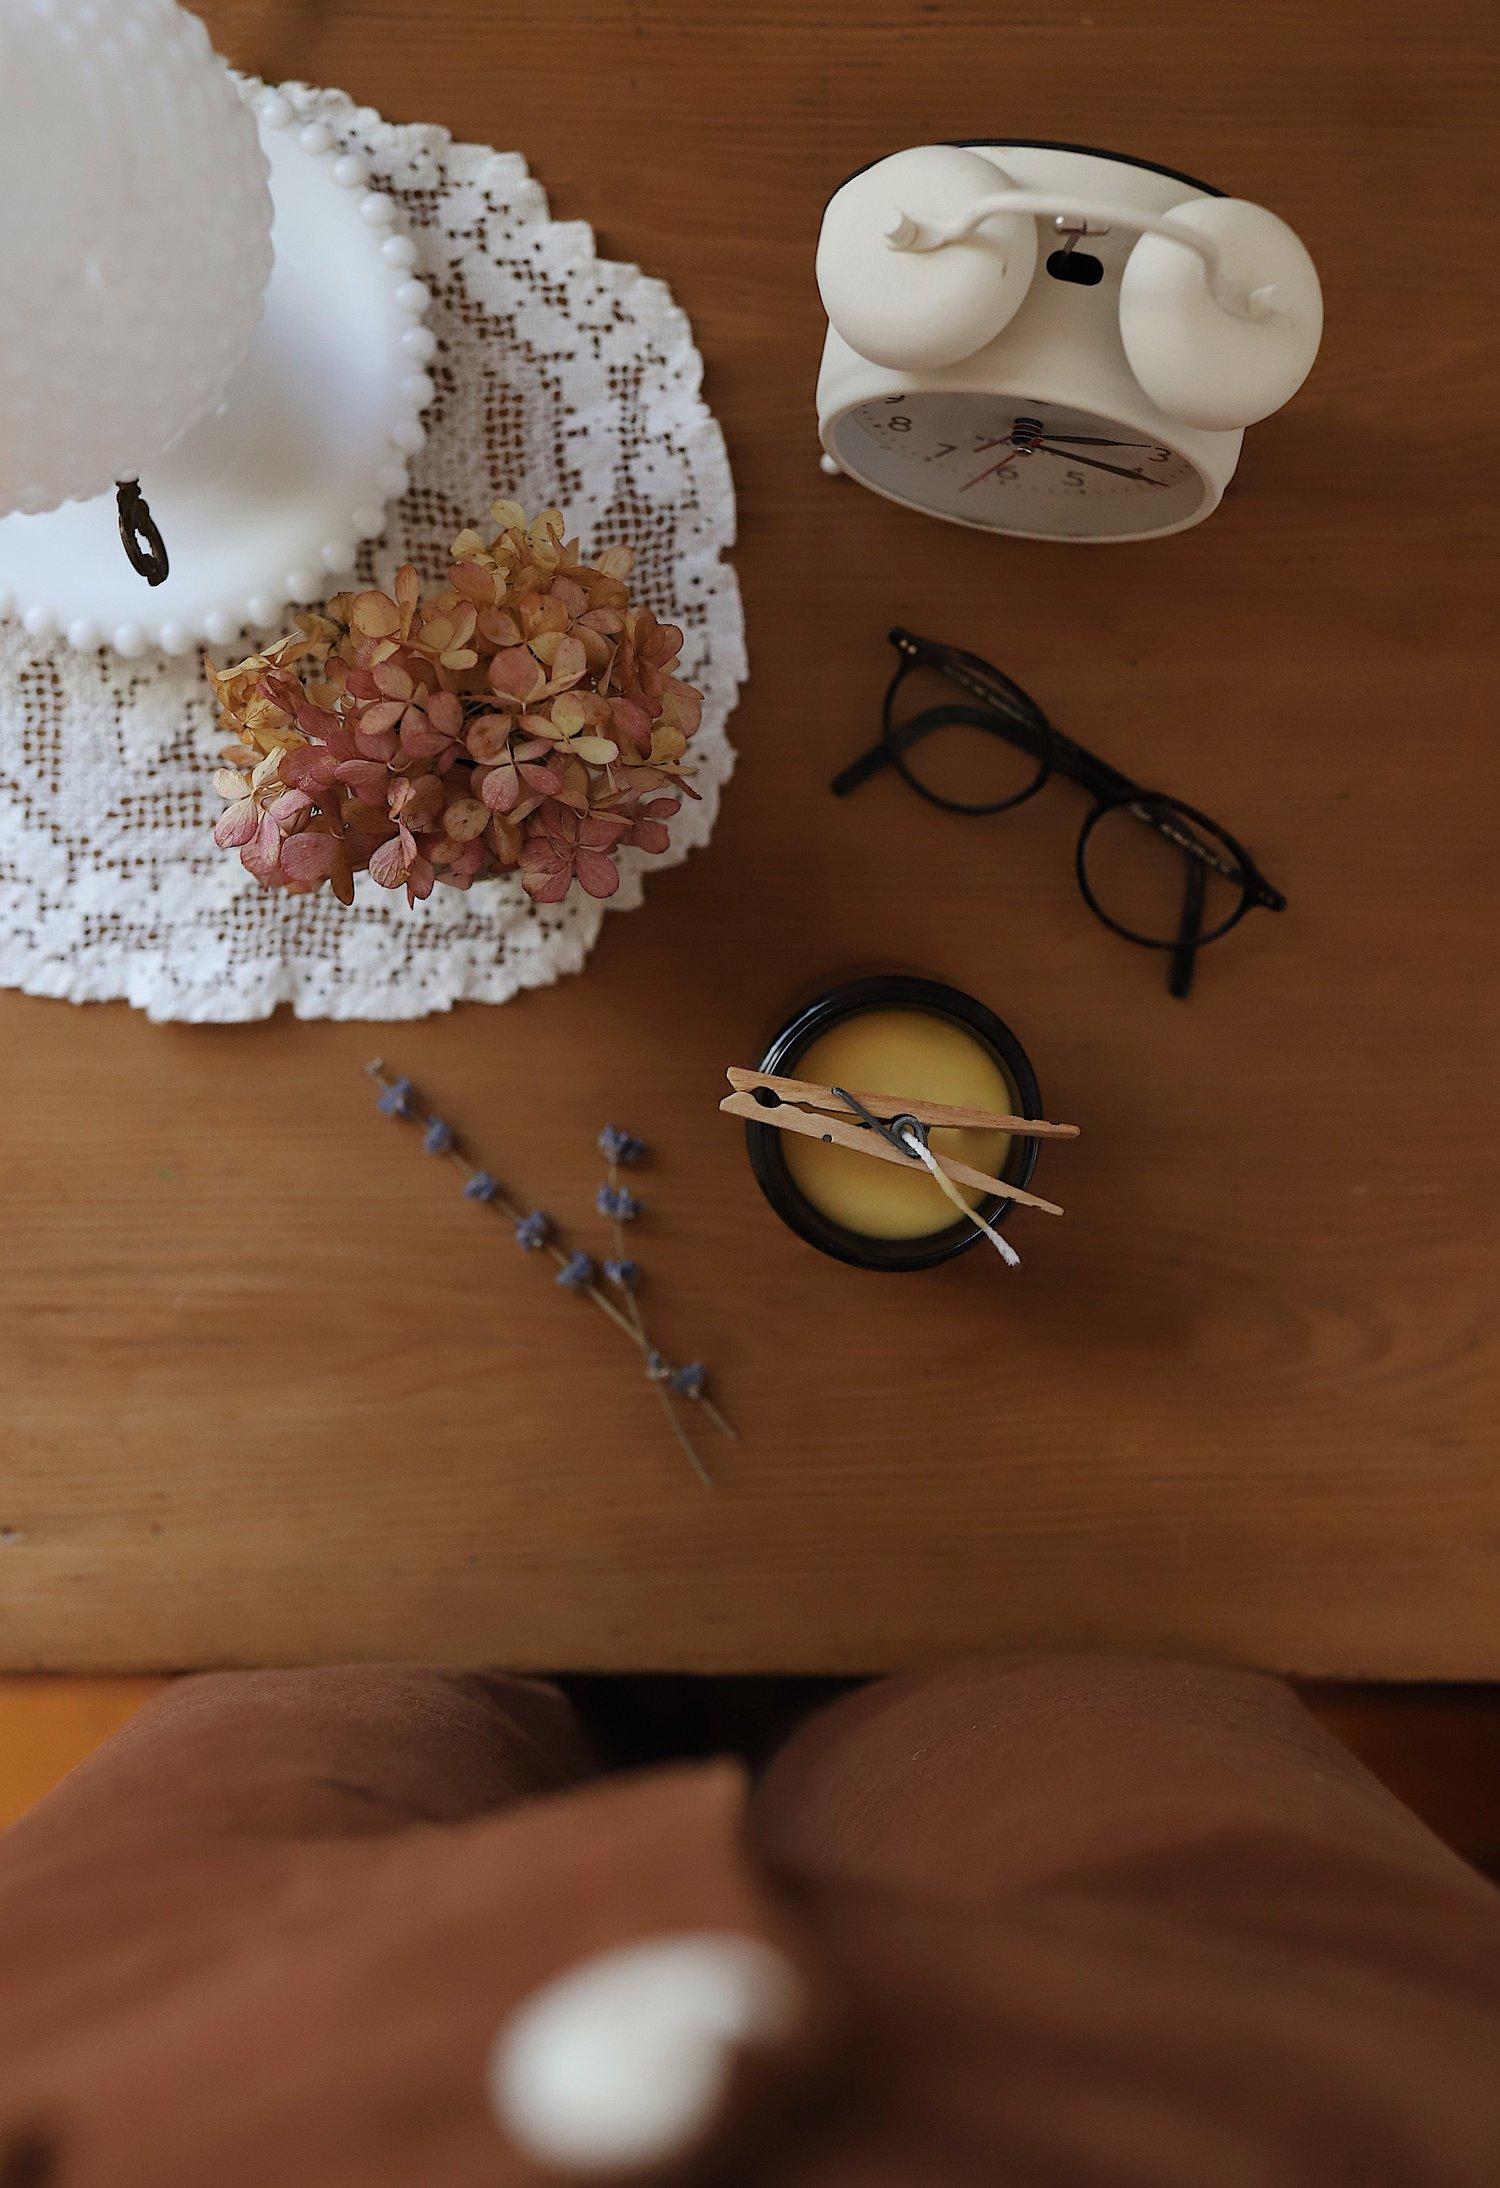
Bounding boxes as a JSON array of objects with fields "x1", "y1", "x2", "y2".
[
  {"x1": 830, "y1": 630, "x2": 942, "y2": 793},
  {"x1": 1168, "y1": 851, "x2": 1207, "y2": 998},
  {"x1": 830, "y1": 740, "x2": 895, "y2": 797}
]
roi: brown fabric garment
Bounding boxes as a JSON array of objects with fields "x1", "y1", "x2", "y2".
[
  {"x1": 0, "y1": 1656, "x2": 1495, "y2": 2186},
  {"x1": 754, "y1": 1657, "x2": 1500, "y2": 2187}
]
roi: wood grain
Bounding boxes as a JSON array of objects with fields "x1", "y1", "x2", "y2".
[{"x1": 1, "y1": 0, "x2": 1495, "y2": 1675}]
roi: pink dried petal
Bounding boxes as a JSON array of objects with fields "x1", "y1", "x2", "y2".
[
  {"x1": 546, "y1": 634, "x2": 587, "y2": 689},
  {"x1": 280, "y1": 746, "x2": 339, "y2": 792},
  {"x1": 449, "y1": 560, "x2": 496, "y2": 604},
  {"x1": 549, "y1": 692, "x2": 587, "y2": 738},
  {"x1": 489, "y1": 647, "x2": 544, "y2": 706},
  {"x1": 351, "y1": 591, "x2": 401, "y2": 639},
  {"x1": 372, "y1": 661, "x2": 414, "y2": 702},
  {"x1": 358, "y1": 699, "x2": 406, "y2": 737},
  {"x1": 661, "y1": 677, "x2": 704, "y2": 736},
  {"x1": 580, "y1": 812, "x2": 631, "y2": 850},
  {"x1": 521, "y1": 858, "x2": 573, "y2": 904},
  {"x1": 241, "y1": 812, "x2": 284, "y2": 885},
  {"x1": 294, "y1": 701, "x2": 340, "y2": 741},
  {"x1": 447, "y1": 838, "x2": 487, "y2": 880},
  {"x1": 442, "y1": 797, "x2": 490, "y2": 842},
  {"x1": 266, "y1": 787, "x2": 314, "y2": 828},
  {"x1": 354, "y1": 725, "x2": 399, "y2": 762},
  {"x1": 394, "y1": 565, "x2": 421, "y2": 632},
  {"x1": 573, "y1": 849, "x2": 620, "y2": 898},
  {"x1": 213, "y1": 797, "x2": 258, "y2": 849},
  {"x1": 334, "y1": 759, "x2": 390, "y2": 801},
  {"x1": 280, "y1": 830, "x2": 340, "y2": 887},
  {"x1": 517, "y1": 760, "x2": 563, "y2": 796},
  {"x1": 396, "y1": 775, "x2": 445, "y2": 831},
  {"x1": 520, "y1": 594, "x2": 568, "y2": 640},
  {"x1": 368, "y1": 836, "x2": 409, "y2": 889},
  {"x1": 554, "y1": 761, "x2": 590, "y2": 815},
  {"x1": 487, "y1": 815, "x2": 522, "y2": 865},
  {"x1": 609, "y1": 697, "x2": 653, "y2": 756},
  {"x1": 427, "y1": 690, "x2": 463, "y2": 736},
  {"x1": 400, "y1": 716, "x2": 453, "y2": 761},
  {"x1": 405, "y1": 855, "x2": 435, "y2": 905},
  {"x1": 479, "y1": 765, "x2": 520, "y2": 814},
  {"x1": 465, "y1": 715, "x2": 512, "y2": 765}
]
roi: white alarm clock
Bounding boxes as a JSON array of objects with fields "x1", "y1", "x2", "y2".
[{"x1": 815, "y1": 141, "x2": 1323, "y2": 541}]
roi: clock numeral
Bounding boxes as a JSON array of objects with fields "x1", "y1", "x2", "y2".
[
  {"x1": 1149, "y1": 447, "x2": 1171, "y2": 463},
  {"x1": 1063, "y1": 469, "x2": 1086, "y2": 493},
  {"x1": 931, "y1": 441, "x2": 957, "y2": 460},
  {"x1": 888, "y1": 415, "x2": 911, "y2": 433}
]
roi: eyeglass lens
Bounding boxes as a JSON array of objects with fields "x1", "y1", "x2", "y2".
[
  {"x1": 1076, "y1": 796, "x2": 1251, "y2": 950},
  {"x1": 885, "y1": 658, "x2": 1049, "y2": 813}
]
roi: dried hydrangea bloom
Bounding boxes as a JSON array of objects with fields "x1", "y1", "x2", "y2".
[{"x1": 205, "y1": 505, "x2": 703, "y2": 907}]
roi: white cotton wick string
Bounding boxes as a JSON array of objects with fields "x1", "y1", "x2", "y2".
[{"x1": 896, "y1": 1125, "x2": 1020, "y2": 1268}]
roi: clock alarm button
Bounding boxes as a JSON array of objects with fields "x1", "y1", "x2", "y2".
[
  {"x1": 1119, "y1": 197, "x2": 1324, "y2": 430},
  {"x1": 816, "y1": 144, "x2": 1038, "y2": 372}
]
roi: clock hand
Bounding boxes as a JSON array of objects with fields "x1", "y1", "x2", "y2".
[
  {"x1": 1032, "y1": 442, "x2": 1168, "y2": 486},
  {"x1": 1033, "y1": 434, "x2": 1156, "y2": 448},
  {"x1": 960, "y1": 445, "x2": 1025, "y2": 493}
]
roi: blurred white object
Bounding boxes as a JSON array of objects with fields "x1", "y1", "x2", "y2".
[
  {"x1": 489, "y1": 1933, "x2": 804, "y2": 2174},
  {"x1": 0, "y1": 1, "x2": 430, "y2": 655},
  {"x1": 0, "y1": 0, "x2": 272, "y2": 515}
]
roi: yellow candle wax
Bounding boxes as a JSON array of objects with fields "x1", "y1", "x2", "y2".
[{"x1": 783, "y1": 1008, "x2": 1015, "y2": 1240}]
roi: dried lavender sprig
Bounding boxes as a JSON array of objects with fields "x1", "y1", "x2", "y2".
[
  {"x1": 595, "y1": 1152, "x2": 711, "y2": 1482},
  {"x1": 363, "y1": 1062, "x2": 728, "y2": 1484},
  {"x1": 594, "y1": 1145, "x2": 721, "y2": 1480},
  {"x1": 366, "y1": 1064, "x2": 712, "y2": 1484},
  {"x1": 602, "y1": 1148, "x2": 736, "y2": 1445}
]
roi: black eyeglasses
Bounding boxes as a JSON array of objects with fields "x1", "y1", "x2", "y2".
[{"x1": 832, "y1": 628, "x2": 1287, "y2": 998}]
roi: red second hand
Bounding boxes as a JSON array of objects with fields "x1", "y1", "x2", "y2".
[{"x1": 960, "y1": 442, "x2": 1027, "y2": 494}]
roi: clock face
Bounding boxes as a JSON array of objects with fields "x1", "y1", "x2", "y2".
[{"x1": 829, "y1": 393, "x2": 1208, "y2": 540}]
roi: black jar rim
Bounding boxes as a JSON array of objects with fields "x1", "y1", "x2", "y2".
[{"x1": 744, "y1": 974, "x2": 1043, "y2": 1273}]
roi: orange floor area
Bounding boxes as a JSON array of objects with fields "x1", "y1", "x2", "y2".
[{"x1": 0, "y1": 1678, "x2": 166, "y2": 1826}]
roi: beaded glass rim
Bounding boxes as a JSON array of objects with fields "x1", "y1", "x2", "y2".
[{"x1": 0, "y1": 80, "x2": 434, "y2": 661}]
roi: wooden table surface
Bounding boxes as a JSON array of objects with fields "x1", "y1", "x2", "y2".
[{"x1": 2, "y1": 0, "x2": 1495, "y2": 1677}]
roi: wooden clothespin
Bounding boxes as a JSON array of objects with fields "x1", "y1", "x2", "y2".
[{"x1": 720, "y1": 1066, "x2": 1078, "y2": 1220}]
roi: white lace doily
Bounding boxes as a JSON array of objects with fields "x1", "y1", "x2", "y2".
[{"x1": 0, "y1": 82, "x2": 743, "y2": 1022}]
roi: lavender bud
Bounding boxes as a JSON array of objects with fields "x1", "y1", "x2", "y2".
[{"x1": 598, "y1": 1125, "x2": 647, "y2": 1166}]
